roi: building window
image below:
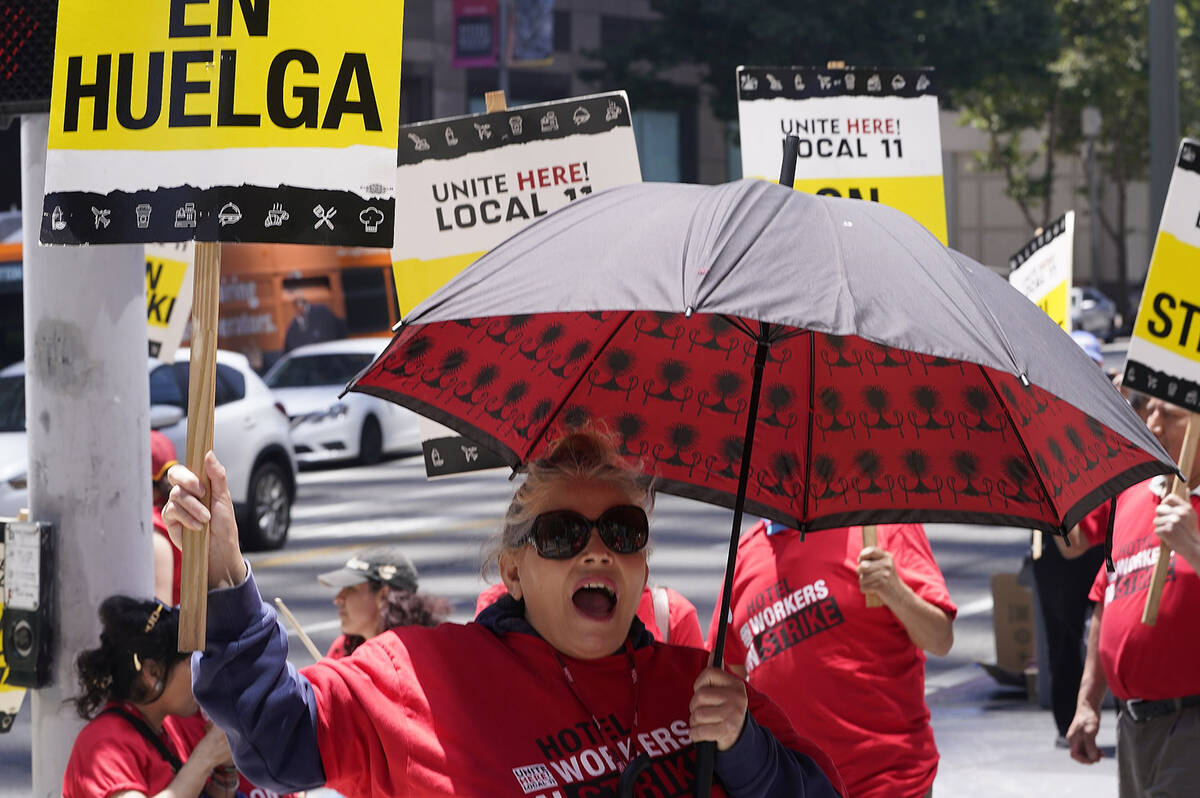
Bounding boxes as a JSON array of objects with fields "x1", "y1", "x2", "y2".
[
  {"x1": 553, "y1": 10, "x2": 571, "y2": 52},
  {"x1": 633, "y1": 110, "x2": 681, "y2": 182},
  {"x1": 400, "y1": 69, "x2": 433, "y2": 124},
  {"x1": 599, "y1": 15, "x2": 650, "y2": 50}
]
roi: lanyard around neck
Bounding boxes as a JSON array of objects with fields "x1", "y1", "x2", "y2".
[{"x1": 554, "y1": 640, "x2": 642, "y2": 771}]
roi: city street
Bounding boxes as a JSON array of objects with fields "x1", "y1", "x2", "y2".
[{"x1": 0, "y1": 452, "x2": 1119, "y2": 796}]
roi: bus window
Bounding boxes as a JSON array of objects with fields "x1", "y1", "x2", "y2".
[{"x1": 342, "y1": 267, "x2": 393, "y2": 335}]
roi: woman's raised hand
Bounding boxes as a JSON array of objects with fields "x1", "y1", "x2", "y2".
[{"x1": 163, "y1": 451, "x2": 247, "y2": 590}]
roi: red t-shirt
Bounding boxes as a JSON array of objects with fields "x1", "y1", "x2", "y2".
[
  {"x1": 1076, "y1": 499, "x2": 1114, "y2": 549},
  {"x1": 64, "y1": 703, "x2": 201, "y2": 797},
  {"x1": 64, "y1": 704, "x2": 292, "y2": 798},
  {"x1": 153, "y1": 506, "x2": 182, "y2": 606},
  {"x1": 708, "y1": 522, "x2": 955, "y2": 798},
  {"x1": 302, "y1": 622, "x2": 844, "y2": 797},
  {"x1": 1087, "y1": 481, "x2": 1200, "y2": 701},
  {"x1": 476, "y1": 583, "x2": 704, "y2": 648}
]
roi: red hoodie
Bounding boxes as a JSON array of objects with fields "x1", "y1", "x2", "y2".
[{"x1": 303, "y1": 619, "x2": 843, "y2": 797}]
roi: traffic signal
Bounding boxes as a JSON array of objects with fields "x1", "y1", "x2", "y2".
[{"x1": 0, "y1": 1, "x2": 57, "y2": 116}]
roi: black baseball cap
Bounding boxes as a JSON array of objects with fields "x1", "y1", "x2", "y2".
[{"x1": 317, "y1": 546, "x2": 419, "y2": 593}]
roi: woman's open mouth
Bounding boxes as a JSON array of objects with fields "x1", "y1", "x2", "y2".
[{"x1": 572, "y1": 581, "x2": 618, "y2": 620}]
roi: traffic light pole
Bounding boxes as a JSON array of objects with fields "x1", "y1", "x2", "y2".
[
  {"x1": 21, "y1": 113, "x2": 151, "y2": 796},
  {"x1": 1148, "y1": 0, "x2": 1179, "y2": 251}
]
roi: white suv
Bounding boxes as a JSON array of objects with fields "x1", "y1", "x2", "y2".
[{"x1": 0, "y1": 350, "x2": 297, "y2": 551}]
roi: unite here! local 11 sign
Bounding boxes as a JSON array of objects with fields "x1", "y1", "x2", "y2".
[
  {"x1": 40, "y1": 0, "x2": 405, "y2": 248},
  {"x1": 1008, "y1": 211, "x2": 1075, "y2": 331},
  {"x1": 389, "y1": 91, "x2": 642, "y2": 478},
  {"x1": 737, "y1": 65, "x2": 948, "y2": 244},
  {"x1": 1124, "y1": 139, "x2": 1200, "y2": 414},
  {"x1": 391, "y1": 91, "x2": 642, "y2": 315}
]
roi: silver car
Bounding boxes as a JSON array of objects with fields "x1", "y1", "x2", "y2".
[{"x1": 1070, "y1": 286, "x2": 1121, "y2": 342}]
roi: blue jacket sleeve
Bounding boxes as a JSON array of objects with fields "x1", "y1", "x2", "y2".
[
  {"x1": 715, "y1": 712, "x2": 842, "y2": 797},
  {"x1": 191, "y1": 565, "x2": 325, "y2": 792}
]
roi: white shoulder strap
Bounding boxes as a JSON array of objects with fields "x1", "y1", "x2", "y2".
[{"x1": 652, "y1": 586, "x2": 670, "y2": 644}]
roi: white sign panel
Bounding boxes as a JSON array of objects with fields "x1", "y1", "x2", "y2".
[
  {"x1": 737, "y1": 65, "x2": 947, "y2": 243},
  {"x1": 1008, "y1": 211, "x2": 1074, "y2": 330}
]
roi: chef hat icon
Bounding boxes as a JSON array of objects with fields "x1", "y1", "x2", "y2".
[{"x1": 359, "y1": 206, "x2": 385, "y2": 233}]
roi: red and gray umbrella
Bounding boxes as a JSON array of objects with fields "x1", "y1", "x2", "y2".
[{"x1": 348, "y1": 178, "x2": 1173, "y2": 792}]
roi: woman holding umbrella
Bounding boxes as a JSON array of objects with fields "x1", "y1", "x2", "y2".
[{"x1": 165, "y1": 430, "x2": 843, "y2": 797}]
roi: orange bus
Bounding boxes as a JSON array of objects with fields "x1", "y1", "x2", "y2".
[
  {"x1": 215, "y1": 244, "x2": 400, "y2": 371},
  {"x1": 0, "y1": 243, "x2": 22, "y2": 369},
  {"x1": 2, "y1": 242, "x2": 400, "y2": 372}
]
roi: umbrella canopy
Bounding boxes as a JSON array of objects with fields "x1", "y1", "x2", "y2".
[{"x1": 351, "y1": 179, "x2": 1173, "y2": 535}]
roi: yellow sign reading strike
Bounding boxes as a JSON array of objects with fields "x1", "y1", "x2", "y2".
[{"x1": 1124, "y1": 139, "x2": 1200, "y2": 413}]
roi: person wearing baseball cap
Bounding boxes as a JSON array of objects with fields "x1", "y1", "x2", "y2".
[
  {"x1": 318, "y1": 545, "x2": 450, "y2": 658},
  {"x1": 150, "y1": 431, "x2": 182, "y2": 605}
]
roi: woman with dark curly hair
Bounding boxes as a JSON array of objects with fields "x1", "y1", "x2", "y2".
[
  {"x1": 317, "y1": 545, "x2": 451, "y2": 658},
  {"x1": 62, "y1": 595, "x2": 239, "y2": 798}
]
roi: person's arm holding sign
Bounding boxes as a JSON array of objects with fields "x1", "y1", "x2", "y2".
[
  {"x1": 163, "y1": 453, "x2": 325, "y2": 792},
  {"x1": 1155, "y1": 493, "x2": 1200, "y2": 573},
  {"x1": 857, "y1": 540, "x2": 954, "y2": 656}
]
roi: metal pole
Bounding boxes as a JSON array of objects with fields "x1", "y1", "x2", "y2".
[
  {"x1": 22, "y1": 114, "x2": 151, "y2": 795},
  {"x1": 1148, "y1": 0, "x2": 1179, "y2": 249},
  {"x1": 1087, "y1": 139, "x2": 1101, "y2": 286}
]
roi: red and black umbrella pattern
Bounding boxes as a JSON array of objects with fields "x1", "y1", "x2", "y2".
[{"x1": 356, "y1": 310, "x2": 1158, "y2": 534}]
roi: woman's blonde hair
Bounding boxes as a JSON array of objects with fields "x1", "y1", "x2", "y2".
[{"x1": 481, "y1": 425, "x2": 654, "y2": 577}]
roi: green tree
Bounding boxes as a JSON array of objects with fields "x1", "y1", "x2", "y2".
[
  {"x1": 960, "y1": 0, "x2": 1200, "y2": 311},
  {"x1": 587, "y1": 1, "x2": 1061, "y2": 121}
]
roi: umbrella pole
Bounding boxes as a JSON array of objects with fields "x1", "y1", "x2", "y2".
[{"x1": 695, "y1": 325, "x2": 772, "y2": 798}]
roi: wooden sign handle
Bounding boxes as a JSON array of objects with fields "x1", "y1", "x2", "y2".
[
  {"x1": 863, "y1": 524, "x2": 882, "y2": 608},
  {"x1": 178, "y1": 241, "x2": 221, "y2": 651},
  {"x1": 274, "y1": 597, "x2": 322, "y2": 662},
  {"x1": 1141, "y1": 412, "x2": 1198, "y2": 625},
  {"x1": 485, "y1": 90, "x2": 508, "y2": 112}
]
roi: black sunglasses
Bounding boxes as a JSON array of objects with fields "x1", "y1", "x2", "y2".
[{"x1": 526, "y1": 505, "x2": 650, "y2": 559}]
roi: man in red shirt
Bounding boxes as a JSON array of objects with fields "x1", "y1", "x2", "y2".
[
  {"x1": 709, "y1": 521, "x2": 955, "y2": 798},
  {"x1": 1067, "y1": 397, "x2": 1200, "y2": 796}
]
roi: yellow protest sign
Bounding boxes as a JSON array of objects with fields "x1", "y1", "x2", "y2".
[
  {"x1": 42, "y1": 0, "x2": 404, "y2": 248},
  {"x1": 737, "y1": 66, "x2": 948, "y2": 244},
  {"x1": 391, "y1": 92, "x2": 642, "y2": 316},
  {"x1": 146, "y1": 241, "x2": 196, "y2": 361},
  {"x1": 1124, "y1": 140, "x2": 1200, "y2": 412},
  {"x1": 1007, "y1": 212, "x2": 1074, "y2": 331}
]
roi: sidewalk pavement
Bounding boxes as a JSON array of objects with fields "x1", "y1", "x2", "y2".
[
  {"x1": 929, "y1": 671, "x2": 1118, "y2": 797},
  {"x1": 1, "y1": 667, "x2": 1118, "y2": 797}
]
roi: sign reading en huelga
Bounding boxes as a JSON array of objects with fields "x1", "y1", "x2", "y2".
[
  {"x1": 1123, "y1": 139, "x2": 1200, "y2": 414},
  {"x1": 392, "y1": 91, "x2": 642, "y2": 316},
  {"x1": 1008, "y1": 212, "x2": 1075, "y2": 331},
  {"x1": 147, "y1": 241, "x2": 195, "y2": 362},
  {"x1": 737, "y1": 65, "x2": 948, "y2": 244},
  {"x1": 40, "y1": 0, "x2": 404, "y2": 247}
]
